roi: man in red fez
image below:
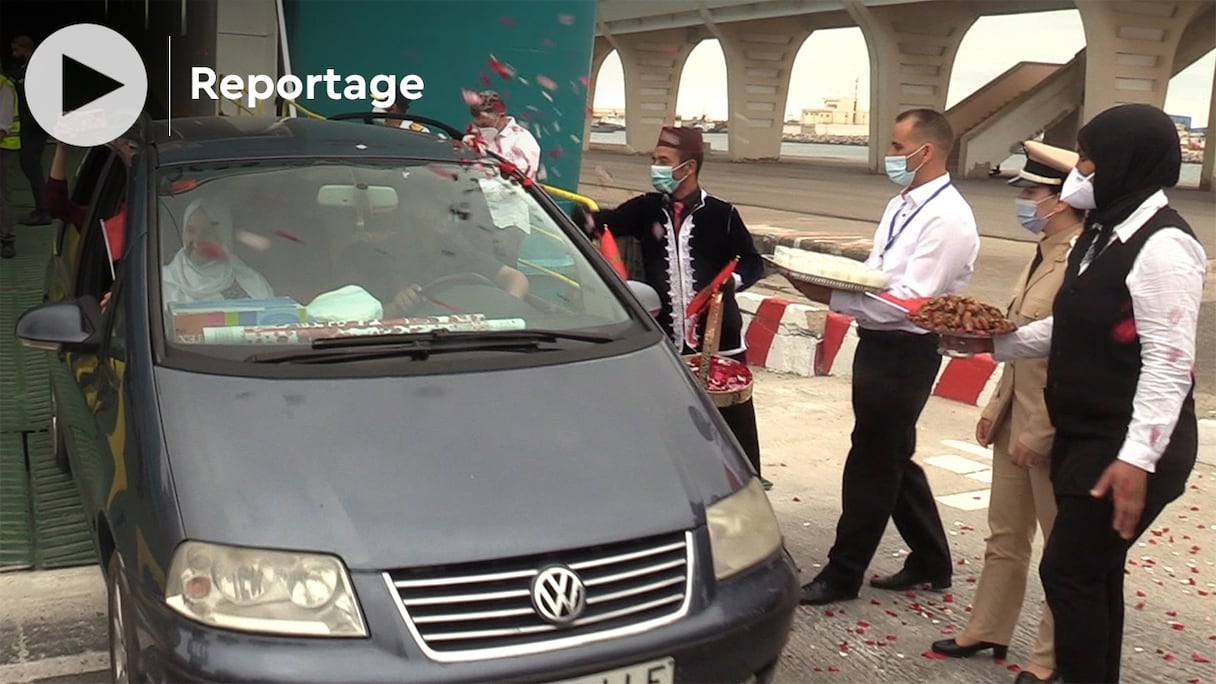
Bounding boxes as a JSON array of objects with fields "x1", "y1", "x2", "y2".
[{"x1": 572, "y1": 125, "x2": 767, "y2": 486}]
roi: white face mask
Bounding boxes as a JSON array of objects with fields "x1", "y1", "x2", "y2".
[
  {"x1": 478, "y1": 126, "x2": 499, "y2": 142},
  {"x1": 1059, "y1": 168, "x2": 1096, "y2": 210}
]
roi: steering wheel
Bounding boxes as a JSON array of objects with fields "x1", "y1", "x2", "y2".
[{"x1": 420, "y1": 272, "x2": 498, "y2": 299}]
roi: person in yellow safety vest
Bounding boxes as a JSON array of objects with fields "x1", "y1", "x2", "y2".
[{"x1": 0, "y1": 72, "x2": 21, "y2": 258}]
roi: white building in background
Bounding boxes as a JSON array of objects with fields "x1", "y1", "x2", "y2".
[{"x1": 801, "y1": 97, "x2": 869, "y2": 136}]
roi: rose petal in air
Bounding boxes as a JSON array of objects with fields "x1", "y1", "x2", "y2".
[
  {"x1": 462, "y1": 89, "x2": 483, "y2": 106},
  {"x1": 547, "y1": 147, "x2": 565, "y2": 159},
  {"x1": 499, "y1": 17, "x2": 515, "y2": 27},
  {"x1": 274, "y1": 228, "x2": 303, "y2": 244},
  {"x1": 194, "y1": 240, "x2": 226, "y2": 260},
  {"x1": 235, "y1": 230, "x2": 271, "y2": 251},
  {"x1": 537, "y1": 75, "x2": 558, "y2": 91},
  {"x1": 480, "y1": 73, "x2": 492, "y2": 87},
  {"x1": 558, "y1": 13, "x2": 575, "y2": 25}
]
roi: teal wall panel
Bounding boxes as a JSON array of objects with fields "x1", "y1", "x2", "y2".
[{"x1": 283, "y1": 0, "x2": 596, "y2": 189}]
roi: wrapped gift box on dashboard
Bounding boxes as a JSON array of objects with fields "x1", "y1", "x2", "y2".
[{"x1": 171, "y1": 298, "x2": 307, "y2": 342}]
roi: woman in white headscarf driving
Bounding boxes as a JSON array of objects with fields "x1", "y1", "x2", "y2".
[{"x1": 162, "y1": 197, "x2": 274, "y2": 305}]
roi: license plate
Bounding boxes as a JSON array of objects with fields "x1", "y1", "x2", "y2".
[{"x1": 550, "y1": 657, "x2": 675, "y2": 684}]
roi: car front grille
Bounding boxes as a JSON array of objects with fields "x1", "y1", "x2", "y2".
[{"x1": 384, "y1": 531, "x2": 694, "y2": 661}]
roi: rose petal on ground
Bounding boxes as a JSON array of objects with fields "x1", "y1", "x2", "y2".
[
  {"x1": 906, "y1": 590, "x2": 917, "y2": 598},
  {"x1": 870, "y1": 599, "x2": 882, "y2": 606},
  {"x1": 943, "y1": 594, "x2": 954, "y2": 603},
  {"x1": 792, "y1": 496, "x2": 802, "y2": 502},
  {"x1": 1165, "y1": 653, "x2": 1177, "y2": 662},
  {"x1": 1007, "y1": 665, "x2": 1022, "y2": 673},
  {"x1": 1135, "y1": 602, "x2": 1146, "y2": 610},
  {"x1": 922, "y1": 651, "x2": 948, "y2": 660},
  {"x1": 825, "y1": 610, "x2": 835, "y2": 618},
  {"x1": 1194, "y1": 653, "x2": 1212, "y2": 664},
  {"x1": 1171, "y1": 622, "x2": 1186, "y2": 631},
  {"x1": 1168, "y1": 610, "x2": 1178, "y2": 617},
  {"x1": 1137, "y1": 590, "x2": 1147, "y2": 597}
]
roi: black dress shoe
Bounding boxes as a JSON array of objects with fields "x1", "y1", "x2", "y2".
[
  {"x1": 1013, "y1": 671, "x2": 1059, "y2": 683},
  {"x1": 930, "y1": 638, "x2": 1008, "y2": 660},
  {"x1": 0, "y1": 241, "x2": 14, "y2": 259},
  {"x1": 20, "y1": 211, "x2": 51, "y2": 226},
  {"x1": 799, "y1": 579, "x2": 858, "y2": 606},
  {"x1": 870, "y1": 569, "x2": 951, "y2": 591}
]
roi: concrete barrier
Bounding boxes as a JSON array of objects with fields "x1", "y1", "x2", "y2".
[{"x1": 738, "y1": 291, "x2": 1002, "y2": 407}]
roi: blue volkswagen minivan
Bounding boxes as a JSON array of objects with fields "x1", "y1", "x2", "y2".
[{"x1": 16, "y1": 115, "x2": 798, "y2": 683}]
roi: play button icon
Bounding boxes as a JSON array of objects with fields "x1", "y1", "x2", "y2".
[{"x1": 24, "y1": 23, "x2": 148, "y2": 147}]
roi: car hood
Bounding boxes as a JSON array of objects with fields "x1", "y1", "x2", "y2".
[{"x1": 154, "y1": 344, "x2": 746, "y2": 570}]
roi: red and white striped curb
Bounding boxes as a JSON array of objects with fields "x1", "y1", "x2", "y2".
[{"x1": 738, "y1": 292, "x2": 1002, "y2": 407}]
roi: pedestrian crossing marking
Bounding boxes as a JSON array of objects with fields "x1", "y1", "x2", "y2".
[
  {"x1": 925, "y1": 454, "x2": 991, "y2": 475},
  {"x1": 935, "y1": 489, "x2": 991, "y2": 511},
  {"x1": 941, "y1": 439, "x2": 993, "y2": 460},
  {"x1": 966, "y1": 470, "x2": 994, "y2": 484}
]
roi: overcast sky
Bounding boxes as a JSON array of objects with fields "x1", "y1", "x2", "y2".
[{"x1": 592, "y1": 10, "x2": 1214, "y2": 127}]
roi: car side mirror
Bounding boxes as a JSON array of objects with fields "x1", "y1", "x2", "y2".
[
  {"x1": 627, "y1": 280, "x2": 662, "y2": 317},
  {"x1": 15, "y1": 297, "x2": 104, "y2": 353}
]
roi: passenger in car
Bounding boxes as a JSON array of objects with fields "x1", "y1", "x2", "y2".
[
  {"x1": 337, "y1": 218, "x2": 528, "y2": 318},
  {"x1": 161, "y1": 197, "x2": 274, "y2": 305}
]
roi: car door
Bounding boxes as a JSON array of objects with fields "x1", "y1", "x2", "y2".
[{"x1": 54, "y1": 153, "x2": 130, "y2": 523}]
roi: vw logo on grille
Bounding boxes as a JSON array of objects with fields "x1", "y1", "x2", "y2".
[{"x1": 531, "y1": 565, "x2": 586, "y2": 625}]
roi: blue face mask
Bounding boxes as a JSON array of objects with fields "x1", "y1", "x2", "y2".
[
  {"x1": 650, "y1": 160, "x2": 690, "y2": 195},
  {"x1": 1015, "y1": 196, "x2": 1055, "y2": 234},
  {"x1": 884, "y1": 145, "x2": 927, "y2": 187}
]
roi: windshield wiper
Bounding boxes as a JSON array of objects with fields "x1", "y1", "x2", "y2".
[
  {"x1": 310, "y1": 328, "x2": 616, "y2": 349},
  {"x1": 245, "y1": 329, "x2": 614, "y2": 364}
]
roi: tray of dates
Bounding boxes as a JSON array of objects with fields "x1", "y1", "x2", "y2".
[
  {"x1": 907, "y1": 295, "x2": 1017, "y2": 338},
  {"x1": 683, "y1": 354, "x2": 754, "y2": 408}
]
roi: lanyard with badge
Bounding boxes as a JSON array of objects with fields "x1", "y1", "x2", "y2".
[{"x1": 881, "y1": 183, "x2": 953, "y2": 261}]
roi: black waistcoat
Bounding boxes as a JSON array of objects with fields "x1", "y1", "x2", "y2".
[{"x1": 1044, "y1": 207, "x2": 1198, "y2": 496}]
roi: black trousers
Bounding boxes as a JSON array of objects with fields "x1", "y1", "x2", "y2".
[
  {"x1": 1041, "y1": 451, "x2": 1194, "y2": 682},
  {"x1": 19, "y1": 124, "x2": 47, "y2": 215},
  {"x1": 687, "y1": 348, "x2": 762, "y2": 477},
  {"x1": 816, "y1": 329, "x2": 951, "y2": 591}
]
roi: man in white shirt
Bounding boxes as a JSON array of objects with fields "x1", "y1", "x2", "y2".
[
  {"x1": 465, "y1": 91, "x2": 542, "y2": 268},
  {"x1": 797, "y1": 108, "x2": 979, "y2": 605}
]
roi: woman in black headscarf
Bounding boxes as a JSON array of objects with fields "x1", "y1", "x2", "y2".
[{"x1": 942, "y1": 104, "x2": 1207, "y2": 683}]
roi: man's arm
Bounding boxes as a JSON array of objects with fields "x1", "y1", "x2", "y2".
[
  {"x1": 830, "y1": 213, "x2": 975, "y2": 324},
  {"x1": 725, "y1": 205, "x2": 763, "y2": 291},
  {"x1": 571, "y1": 194, "x2": 650, "y2": 240}
]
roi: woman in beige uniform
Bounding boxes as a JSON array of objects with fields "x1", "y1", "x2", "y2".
[{"x1": 930, "y1": 141, "x2": 1083, "y2": 684}]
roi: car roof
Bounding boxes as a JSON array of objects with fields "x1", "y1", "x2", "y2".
[{"x1": 150, "y1": 116, "x2": 479, "y2": 166}]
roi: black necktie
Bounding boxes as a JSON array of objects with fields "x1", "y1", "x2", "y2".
[{"x1": 1026, "y1": 246, "x2": 1044, "y2": 285}]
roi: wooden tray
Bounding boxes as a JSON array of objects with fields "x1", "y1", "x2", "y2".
[{"x1": 763, "y1": 256, "x2": 883, "y2": 294}]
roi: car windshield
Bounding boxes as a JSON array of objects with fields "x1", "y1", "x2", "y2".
[{"x1": 155, "y1": 161, "x2": 632, "y2": 355}]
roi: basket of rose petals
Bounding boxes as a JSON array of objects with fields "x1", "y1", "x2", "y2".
[{"x1": 683, "y1": 354, "x2": 754, "y2": 408}]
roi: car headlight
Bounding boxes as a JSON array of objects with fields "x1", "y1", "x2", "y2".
[
  {"x1": 165, "y1": 541, "x2": 368, "y2": 637},
  {"x1": 706, "y1": 478, "x2": 783, "y2": 580}
]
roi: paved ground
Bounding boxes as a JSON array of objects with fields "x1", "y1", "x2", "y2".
[{"x1": 1, "y1": 373, "x2": 1214, "y2": 683}]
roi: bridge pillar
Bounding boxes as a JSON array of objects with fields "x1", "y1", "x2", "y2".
[
  {"x1": 844, "y1": 0, "x2": 979, "y2": 172},
  {"x1": 709, "y1": 18, "x2": 814, "y2": 160},
  {"x1": 605, "y1": 28, "x2": 703, "y2": 154},
  {"x1": 1076, "y1": 0, "x2": 1210, "y2": 121},
  {"x1": 584, "y1": 36, "x2": 617, "y2": 151},
  {"x1": 1202, "y1": 56, "x2": 1215, "y2": 193}
]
